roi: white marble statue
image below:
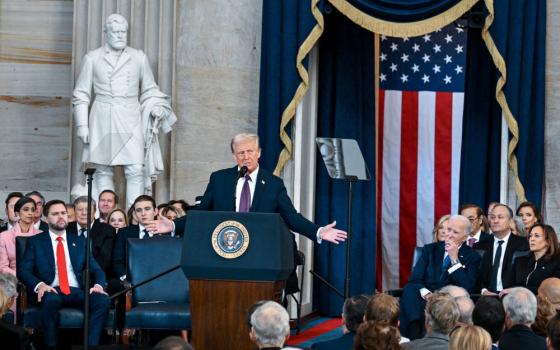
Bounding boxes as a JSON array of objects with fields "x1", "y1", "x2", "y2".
[{"x1": 73, "y1": 14, "x2": 176, "y2": 208}]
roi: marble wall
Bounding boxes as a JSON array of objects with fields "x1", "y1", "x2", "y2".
[
  {"x1": 171, "y1": 0, "x2": 263, "y2": 203},
  {"x1": 0, "y1": 0, "x2": 73, "y2": 203},
  {"x1": 544, "y1": 0, "x2": 560, "y2": 229}
]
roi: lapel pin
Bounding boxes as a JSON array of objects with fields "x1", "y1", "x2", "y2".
[
  {"x1": 72, "y1": 243, "x2": 76, "y2": 247},
  {"x1": 261, "y1": 180, "x2": 265, "y2": 185}
]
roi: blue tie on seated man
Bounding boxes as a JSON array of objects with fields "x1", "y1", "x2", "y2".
[
  {"x1": 399, "y1": 214, "x2": 481, "y2": 339},
  {"x1": 17, "y1": 200, "x2": 110, "y2": 349}
]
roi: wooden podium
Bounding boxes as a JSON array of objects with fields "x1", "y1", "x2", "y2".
[{"x1": 181, "y1": 211, "x2": 295, "y2": 350}]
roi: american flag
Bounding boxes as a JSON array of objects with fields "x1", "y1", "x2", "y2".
[{"x1": 376, "y1": 22, "x2": 468, "y2": 290}]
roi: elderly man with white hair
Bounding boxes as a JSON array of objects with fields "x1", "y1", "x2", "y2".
[
  {"x1": 249, "y1": 301, "x2": 301, "y2": 349},
  {"x1": 499, "y1": 287, "x2": 546, "y2": 350},
  {"x1": 399, "y1": 215, "x2": 482, "y2": 340}
]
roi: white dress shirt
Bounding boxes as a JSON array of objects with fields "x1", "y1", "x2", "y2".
[
  {"x1": 492, "y1": 232, "x2": 511, "y2": 291},
  {"x1": 138, "y1": 224, "x2": 154, "y2": 239},
  {"x1": 34, "y1": 231, "x2": 80, "y2": 292}
]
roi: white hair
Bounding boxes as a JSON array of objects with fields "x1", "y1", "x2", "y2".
[
  {"x1": 450, "y1": 214, "x2": 472, "y2": 236},
  {"x1": 503, "y1": 287, "x2": 537, "y2": 325},
  {"x1": 0, "y1": 273, "x2": 18, "y2": 298},
  {"x1": 230, "y1": 133, "x2": 260, "y2": 153},
  {"x1": 104, "y1": 13, "x2": 128, "y2": 32},
  {"x1": 250, "y1": 301, "x2": 289, "y2": 347},
  {"x1": 438, "y1": 285, "x2": 470, "y2": 299}
]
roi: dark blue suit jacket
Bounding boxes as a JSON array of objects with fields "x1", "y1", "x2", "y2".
[
  {"x1": 112, "y1": 225, "x2": 141, "y2": 278},
  {"x1": 18, "y1": 231, "x2": 106, "y2": 291},
  {"x1": 311, "y1": 332, "x2": 354, "y2": 350},
  {"x1": 400, "y1": 242, "x2": 481, "y2": 337},
  {"x1": 174, "y1": 166, "x2": 320, "y2": 240}
]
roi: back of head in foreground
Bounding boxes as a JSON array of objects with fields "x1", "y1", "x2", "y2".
[{"x1": 250, "y1": 301, "x2": 290, "y2": 348}]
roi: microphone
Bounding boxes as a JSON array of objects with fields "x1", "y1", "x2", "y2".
[{"x1": 236, "y1": 166, "x2": 248, "y2": 180}]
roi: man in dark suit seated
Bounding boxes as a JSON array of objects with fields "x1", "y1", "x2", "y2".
[
  {"x1": 311, "y1": 294, "x2": 369, "y2": 349},
  {"x1": 402, "y1": 293, "x2": 459, "y2": 350},
  {"x1": 460, "y1": 204, "x2": 492, "y2": 247},
  {"x1": 499, "y1": 287, "x2": 546, "y2": 350},
  {"x1": 17, "y1": 200, "x2": 110, "y2": 349},
  {"x1": 112, "y1": 195, "x2": 174, "y2": 281},
  {"x1": 474, "y1": 204, "x2": 529, "y2": 296},
  {"x1": 399, "y1": 215, "x2": 481, "y2": 339},
  {"x1": 67, "y1": 196, "x2": 118, "y2": 292}
]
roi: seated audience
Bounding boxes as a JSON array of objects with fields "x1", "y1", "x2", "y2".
[
  {"x1": 475, "y1": 204, "x2": 529, "y2": 296},
  {"x1": 0, "y1": 196, "x2": 42, "y2": 275},
  {"x1": 0, "y1": 287, "x2": 33, "y2": 350},
  {"x1": 169, "y1": 199, "x2": 189, "y2": 216},
  {"x1": 66, "y1": 203, "x2": 76, "y2": 222},
  {"x1": 460, "y1": 204, "x2": 492, "y2": 246},
  {"x1": 532, "y1": 278, "x2": 560, "y2": 337},
  {"x1": 364, "y1": 292, "x2": 409, "y2": 343},
  {"x1": 516, "y1": 202, "x2": 542, "y2": 236},
  {"x1": 154, "y1": 335, "x2": 194, "y2": 350},
  {"x1": 113, "y1": 195, "x2": 172, "y2": 280},
  {"x1": 0, "y1": 272, "x2": 18, "y2": 321},
  {"x1": 439, "y1": 284, "x2": 469, "y2": 298},
  {"x1": 0, "y1": 192, "x2": 23, "y2": 233},
  {"x1": 98, "y1": 189, "x2": 119, "y2": 223},
  {"x1": 400, "y1": 215, "x2": 480, "y2": 339},
  {"x1": 547, "y1": 312, "x2": 560, "y2": 350},
  {"x1": 499, "y1": 287, "x2": 546, "y2": 350},
  {"x1": 354, "y1": 320, "x2": 401, "y2": 350},
  {"x1": 249, "y1": 301, "x2": 291, "y2": 349},
  {"x1": 402, "y1": 293, "x2": 459, "y2": 350},
  {"x1": 472, "y1": 296, "x2": 506, "y2": 350},
  {"x1": 502, "y1": 224, "x2": 560, "y2": 295},
  {"x1": 25, "y1": 190, "x2": 48, "y2": 232},
  {"x1": 511, "y1": 216, "x2": 527, "y2": 236},
  {"x1": 17, "y1": 200, "x2": 110, "y2": 348},
  {"x1": 449, "y1": 324, "x2": 492, "y2": 350},
  {"x1": 127, "y1": 205, "x2": 138, "y2": 226},
  {"x1": 311, "y1": 294, "x2": 369, "y2": 349},
  {"x1": 432, "y1": 214, "x2": 450, "y2": 242},
  {"x1": 161, "y1": 205, "x2": 181, "y2": 220},
  {"x1": 455, "y1": 296, "x2": 475, "y2": 325},
  {"x1": 67, "y1": 196, "x2": 118, "y2": 292},
  {"x1": 107, "y1": 208, "x2": 128, "y2": 232}
]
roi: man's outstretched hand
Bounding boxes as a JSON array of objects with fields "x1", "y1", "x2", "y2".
[
  {"x1": 320, "y1": 221, "x2": 347, "y2": 244},
  {"x1": 144, "y1": 215, "x2": 174, "y2": 234}
]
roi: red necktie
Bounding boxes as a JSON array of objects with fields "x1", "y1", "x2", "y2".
[{"x1": 56, "y1": 237, "x2": 71, "y2": 295}]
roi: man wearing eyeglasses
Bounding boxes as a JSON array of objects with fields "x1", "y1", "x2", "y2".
[{"x1": 460, "y1": 204, "x2": 492, "y2": 247}]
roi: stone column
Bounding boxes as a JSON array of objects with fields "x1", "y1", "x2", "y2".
[
  {"x1": 544, "y1": 0, "x2": 560, "y2": 228},
  {"x1": 171, "y1": 0, "x2": 263, "y2": 203}
]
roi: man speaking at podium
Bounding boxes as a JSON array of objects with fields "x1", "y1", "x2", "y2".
[{"x1": 146, "y1": 133, "x2": 347, "y2": 287}]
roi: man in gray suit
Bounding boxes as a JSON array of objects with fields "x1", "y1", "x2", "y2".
[{"x1": 402, "y1": 293, "x2": 459, "y2": 350}]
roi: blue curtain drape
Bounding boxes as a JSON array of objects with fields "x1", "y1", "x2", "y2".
[
  {"x1": 342, "y1": 0, "x2": 466, "y2": 21},
  {"x1": 257, "y1": 0, "x2": 321, "y2": 171},
  {"x1": 313, "y1": 9, "x2": 376, "y2": 316},
  {"x1": 487, "y1": 0, "x2": 546, "y2": 207},
  {"x1": 458, "y1": 3, "x2": 502, "y2": 207}
]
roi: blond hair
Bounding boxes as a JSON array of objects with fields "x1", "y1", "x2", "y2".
[{"x1": 449, "y1": 325, "x2": 492, "y2": 350}]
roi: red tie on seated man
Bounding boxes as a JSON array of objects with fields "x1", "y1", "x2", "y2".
[{"x1": 17, "y1": 200, "x2": 110, "y2": 349}]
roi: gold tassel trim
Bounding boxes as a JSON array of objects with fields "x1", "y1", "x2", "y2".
[
  {"x1": 327, "y1": 0, "x2": 479, "y2": 37},
  {"x1": 481, "y1": 0, "x2": 527, "y2": 202},
  {"x1": 274, "y1": 0, "x2": 324, "y2": 176}
]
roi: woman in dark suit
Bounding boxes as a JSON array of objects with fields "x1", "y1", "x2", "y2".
[{"x1": 503, "y1": 224, "x2": 560, "y2": 295}]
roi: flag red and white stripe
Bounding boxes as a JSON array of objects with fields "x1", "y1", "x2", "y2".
[{"x1": 376, "y1": 90, "x2": 463, "y2": 290}]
